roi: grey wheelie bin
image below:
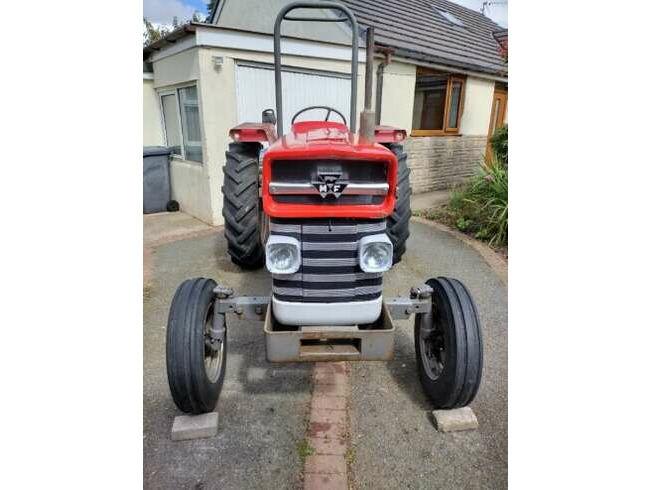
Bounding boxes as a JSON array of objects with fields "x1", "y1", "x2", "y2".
[{"x1": 143, "y1": 146, "x2": 179, "y2": 214}]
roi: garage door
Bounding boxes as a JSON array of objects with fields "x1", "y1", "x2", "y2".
[{"x1": 235, "y1": 62, "x2": 352, "y2": 133}]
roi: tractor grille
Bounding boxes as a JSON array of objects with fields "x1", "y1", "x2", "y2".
[
  {"x1": 269, "y1": 159, "x2": 388, "y2": 206},
  {"x1": 273, "y1": 194, "x2": 384, "y2": 205},
  {"x1": 270, "y1": 218, "x2": 385, "y2": 303}
]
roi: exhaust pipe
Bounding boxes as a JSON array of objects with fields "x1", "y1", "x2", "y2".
[{"x1": 359, "y1": 26, "x2": 375, "y2": 143}]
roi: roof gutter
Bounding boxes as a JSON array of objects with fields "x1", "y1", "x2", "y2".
[
  {"x1": 143, "y1": 24, "x2": 197, "y2": 58},
  {"x1": 391, "y1": 53, "x2": 508, "y2": 82}
]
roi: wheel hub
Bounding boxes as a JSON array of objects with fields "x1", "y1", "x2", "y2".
[
  {"x1": 204, "y1": 305, "x2": 224, "y2": 383},
  {"x1": 420, "y1": 307, "x2": 446, "y2": 380}
]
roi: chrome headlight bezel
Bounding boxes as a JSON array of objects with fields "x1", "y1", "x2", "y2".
[
  {"x1": 265, "y1": 235, "x2": 301, "y2": 274},
  {"x1": 358, "y1": 234, "x2": 393, "y2": 273}
]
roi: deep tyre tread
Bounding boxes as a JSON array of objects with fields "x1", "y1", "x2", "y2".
[
  {"x1": 414, "y1": 277, "x2": 483, "y2": 408},
  {"x1": 166, "y1": 277, "x2": 227, "y2": 414},
  {"x1": 383, "y1": 143, "x2": 411, "y2": 264},
  {"x1": 222, "y1": 142, "x2": 264, "y2": 269}
]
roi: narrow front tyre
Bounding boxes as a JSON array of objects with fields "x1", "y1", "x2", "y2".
[
  {"x1": 166, "y1": 278, "x2": 227, "y2": 414},
  {"x1": 414, "y1": 277, "x2": 483, "y2": 408}
]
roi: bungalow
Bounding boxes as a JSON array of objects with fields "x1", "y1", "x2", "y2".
[{"x1": 143, "y1": 0, "x2": 507, "y2": 225}]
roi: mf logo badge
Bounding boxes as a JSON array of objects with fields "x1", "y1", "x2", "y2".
[{"x1": 312, "y1": 172, "x2": 348, "y2": 198}]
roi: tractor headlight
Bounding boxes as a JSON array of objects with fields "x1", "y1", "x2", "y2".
[
  {"x1": 266, "y1": 235, "x2": 301, "y2": 274},
  {"x1": 359, "y1": 234, "x2": 393, "y2": 273}
]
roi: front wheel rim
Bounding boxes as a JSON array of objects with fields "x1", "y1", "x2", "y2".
[
  {"x1": 420, "y1": 308, "x2": 446, "y2": 380},
  {"x1": 204, "y1": 304, "x2": 224, "y2": 383}
]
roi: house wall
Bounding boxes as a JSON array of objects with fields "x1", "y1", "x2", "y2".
[
  {"x1": 152, "y1": 48, "x2": 199, "y2": 87},
  {"x1": 151, "y1": 47, "x2": 214, "y2": 224},
  {"x1": 459, "y1": 77, "x2": 495, "y2": 135},
  {"x1": 143, "y1": 78, "x2": 164, "y2": 146},
  {"x1": 402, "y1": 76, "x2": 495, "y2": 193},
  {"x1": 377, "y1": 61, "x2": 417, "y2": 133},
  {"x1": 405, "y1": 136, "x2": 487, "y2": 192}
]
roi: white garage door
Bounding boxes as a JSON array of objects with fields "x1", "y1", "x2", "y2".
[{"x1": 235, "y1": 62, "x2": 352, "y2": 133}]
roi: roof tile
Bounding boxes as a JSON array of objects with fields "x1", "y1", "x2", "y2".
[{"x1": 341, "y1": 0, "x2": 507, "y2": 75}]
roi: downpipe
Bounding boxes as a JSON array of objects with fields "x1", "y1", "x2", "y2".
[{"x1": 375, "y1": 48, "x2": 393, "y2": 125}]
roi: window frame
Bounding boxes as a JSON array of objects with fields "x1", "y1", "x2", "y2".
[
  {"x1": 158, "y1": 83, "x2": 204, "y2": 163},
  {"x1": 158, "y1": 90, "x2": 182, "y2": 157},
  {"x1": 411, "y1": 70, "x2": 466, "y2": 137},
  {"x1": 177, "y1": 85, "x2": 203, "y2": 163}
]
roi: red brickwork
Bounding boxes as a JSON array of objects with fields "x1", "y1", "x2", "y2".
[{"x1": 304, "y1": 362, "x2": 350, "y2": 490}]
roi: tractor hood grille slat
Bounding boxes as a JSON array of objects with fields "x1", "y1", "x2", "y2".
[{"x1": 269, "y1": 182, "x2": 388, "y2": 196}]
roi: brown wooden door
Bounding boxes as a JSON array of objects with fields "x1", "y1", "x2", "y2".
[{"x1": 487, "y1": 88, "x2": 508, "y2": 159}]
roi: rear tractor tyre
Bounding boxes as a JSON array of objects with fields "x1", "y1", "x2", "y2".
[
  {"x1": 414, "y1": 277, "x2": 483, "y2": 409},
  {"x1": 222, "y1": 142, "x2": 265, "y2": 269},
  {"x1": 166, "y1": 277, "x2": 227, "y2": 414},
  {"x1": 383, "y1": 143, "x2": 411, "y2": 264}
]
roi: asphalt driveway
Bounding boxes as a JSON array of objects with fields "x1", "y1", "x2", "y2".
[
  {"x1": 144, "y1": 226, "x2": 312, "y2": 490},
  {"x1": 143, "y1": 215, "x2": 507, "y2": 489}
]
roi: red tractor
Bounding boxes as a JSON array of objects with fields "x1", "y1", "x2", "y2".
[{"x1": 166, "y1": 1, "x2": 482, "y2": 415}]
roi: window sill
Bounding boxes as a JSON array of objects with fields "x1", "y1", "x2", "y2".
[{"x1": 171, "y1": 155, "x2": 203, "y2": 166}]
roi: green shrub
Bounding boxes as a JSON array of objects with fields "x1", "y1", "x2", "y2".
[
  {"x1": 445, "y1": 157, "x2": 508, "y2": 246},
  {"x1": 456, "y1": 217, "x2": 472, "y2": 231},
  {"x1": 475, "y1": 228, "x2": 489, "y2": 240},
  {"x1": 490, "y1": 124, "x2": 508, "y2": 165}
]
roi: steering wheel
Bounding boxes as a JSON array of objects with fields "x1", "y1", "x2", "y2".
[{"x1": 291, "y1": 106, "x2": 347, "y2": 126}]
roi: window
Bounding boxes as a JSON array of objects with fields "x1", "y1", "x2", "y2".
[
  {"x1": 179, "y1": 86, "x2": 203, "y2": 163},
  {"x1": 447, "y1": 79, "x2": 463, "y2": 130},
  {"x1": 161, "y1": 94, "x2": 181, "y2": 156},
  {"x1": 159, "y1": 85, "x2": 203, "y2": 163},
  {"x1": 411, "y1": 69, "x2": 465, "y2": 136},
  {"x1": 437, "y1": 9, "x2": 464, "y2": 27}
]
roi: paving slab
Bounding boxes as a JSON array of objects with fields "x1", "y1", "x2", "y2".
[
  {"x1": 171, "y1": 412, "x2": 219, "y2": 441},
  {"x1": 431, "y1": 407, "x2": 479, "y2": 433}
]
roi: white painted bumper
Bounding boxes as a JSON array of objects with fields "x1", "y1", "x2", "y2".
[{"x1": 272, "y1": 295, "x2": 383, "y2": 326}]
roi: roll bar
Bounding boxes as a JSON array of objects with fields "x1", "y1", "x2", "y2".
[{"x1": 273, "y1": 1, "x2": 359, "y2": 136}]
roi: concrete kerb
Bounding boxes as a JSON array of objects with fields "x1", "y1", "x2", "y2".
[{"x1": 411, "y1": 216, "x2": 508, "y2": 287}]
